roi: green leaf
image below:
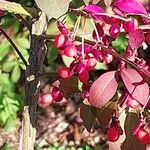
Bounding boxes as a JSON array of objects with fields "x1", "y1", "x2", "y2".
[
  {"x1": 0, "y1": 42, "x2": 11, "y2": 61},
  {"x1": 83, "y1": 0, "x2": 91, "y2": 5},
  {"x1": 35, "y1": 0, "x2": 72, "y2": 20},
  {"x1": 11, "y1": 65, "x2": 21, "y2": 83},
  {"x1": 2, "y1": 61, "x2": 18, "y2": 73},
  {"x1": 4, "y1": 117, "x2": 17, "y2": 132},
  {"x1": 20, "y1": 63, "x2": 26, "y2": 70},
  {"x1": 95, "y1": 62, "x2": 108, "y2": 70},
  {"x1": 16, "y1": 37, "x2": 30, "y2": 49},
  {"x1": 1, "y1": 15, "x2": 16, "y2": 28},
  {"x1": 62, "y1": 55, "x2": 74, "y2": 67},
  {"x1": 112, "y1": 33, "x2": 128, "y2": 53},
  {"x1": 1, "y1": 144, "x2": 12, "y2": 150},
  {"x1": 47, "y1": 46, "x2": 58, "y2": 62},
  {"x1": 0, "y1": 73, "x2": 10, "y2": 85}
]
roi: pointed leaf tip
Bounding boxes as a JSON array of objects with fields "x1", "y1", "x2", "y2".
[
  {"x1": 114, "y1": 0, "x2": 147, "y2": 16},
  {"x1": 121, "y1": 68, "x2": 149, "y2": 105}
]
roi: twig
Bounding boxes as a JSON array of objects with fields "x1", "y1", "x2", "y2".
[
  {"x1": 81, "y1": 17, "x2": 86, "y2": 60},
  {"x1": 45, "y1": 34, "x2": 150, "y2": 77},
  {"x1": 15, "y1": 14, "x2": 32, "y2": 31},
  {"x1": 0, "y1": 0, "x2": 31, "y2": 16},
  {"x1": 0, "y1": 27, "x2": 27, "y2": 66}
]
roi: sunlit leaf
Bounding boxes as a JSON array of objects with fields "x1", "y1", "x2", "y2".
[
  {"x1": 16, "y1": 37, "x2": 30, "y2": 49},
  {"x1": 114, "y1": 0, "x2": 147, "y2": 16},
  {"x1": 11, "y1": 65, "x2": 21, "y2": 83},
  {"x1": 35, "y1": 0, "x2": 72, "y2": 20},
  {"x1": 89, "y1": 71, "x2": 118, "y2": 108}
]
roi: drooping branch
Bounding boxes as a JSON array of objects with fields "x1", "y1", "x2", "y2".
[
  {"x1": 0, "y1": 0, "x2": 31, "y2": 16},
  {"x1": 15, "y1": 14, "x2": 32, "y2": 31},
  {"x1": 0, "y1": 27, "x2": 27, "y2": 66},
  {"x1": 46, "y1": 34, "x2": 150, "y2": 77}
]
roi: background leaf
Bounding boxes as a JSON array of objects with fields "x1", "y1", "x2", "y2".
[
  {"x1": 11, "y1": 65, "x2": 21, "y2": 83},
  {"x1": 35, "y1": 0, "x2": 72, "y2": 20},
  {"x1": 112, "y1": 33, "x2": 128, "y2": 53},
  {"x1": 83, "y1": 0, "x2": 91, "y2": 5},
  {"x1": 47, "y1": 46, "x2": 58, "y2": 62}
]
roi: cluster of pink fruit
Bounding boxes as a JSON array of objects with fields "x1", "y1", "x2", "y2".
[
  {"x1": 54, "y1": 21, "x2": 114, "y2": 83},
  {"x1": 107, "y1": 117, "x2": 150, "y2": 144},
  {"x1": 38, "y1": 87, "x2": 64, "y2": 107}
]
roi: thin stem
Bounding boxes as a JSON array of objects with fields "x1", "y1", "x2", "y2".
[
  {"x1": 90, "y1": 19, "x2": 100, "y2": 43},
  {"x1": 72, "y1": 15, "x2": 81, "y2": 38},
  {"x1": 140, "y1": 95, "x2": 150, "y2": 113},
  {"x1": 15, "y1": 14, "x2": 32, "y2": 31},
  {"x1": 0, "y1": 28, "x2": 27, "y2": 66},
  {"x1": 81, "y1": 17, "x2": 86, "y2": 60},
  {"x1": 92, "y1": 12, "x2": 132, "y2": 22},
  {"x1": 139, "y1": 24, "x2": 150, "y2": 30}
]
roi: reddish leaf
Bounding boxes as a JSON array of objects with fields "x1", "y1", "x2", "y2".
[
  {"x1": 121, "y1": 68, "x2": 149, "y2": 105},
  {"x1": 89, "y1": 71, "x2": 118, "y2": 108},
  {"x1": 80, "y1": 103, "x2": 97, "y2": 132},
  {"x1": 83, "y1": 4, "x2": 105, "y2": 14},
  {"x1": 114, "y1": 0, "x2": 147, "y2": 16},
  {"x1": 83, "y1": 4, "x2": 107, "y2": 22},
  {"x1": 129, "y1": 29, "x2": 144, "y2": 50}
]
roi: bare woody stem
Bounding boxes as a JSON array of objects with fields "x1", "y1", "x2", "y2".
[
  {"x1": 19, "y1": 12, "x2": 48, "y2": 150},
  {"x1": 0, "y1": 28, "x2": 27, "y2": 66}
]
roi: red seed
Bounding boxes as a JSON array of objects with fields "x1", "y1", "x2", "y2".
[
  {"x1": 107, "y1": 126, "x2": 120, "y2": 142},
  {"x1": 54, "y1": 33, "x2": 65, "y2": 48},
  {"x1": 109, "y1": 24, "x2": 120, "y2": 38},
  {"x1": 38, "y1": 93, "x2": 53, "y2": 107},
  {"x1": 78, "y1": 70, "x2": 89, "y2": 83},
  {"x1": 64, "y1": 45, "x2": 77, "y2": 57},
  {"x1": 135, "y1": 127, "x2": 150, "y2": 144},
  {"x1": 51, "y1": 87, "x2": 64, "y2": 102},
  {"x1": 58, "y1": 67, "x2": 71, "y2": 78}
]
